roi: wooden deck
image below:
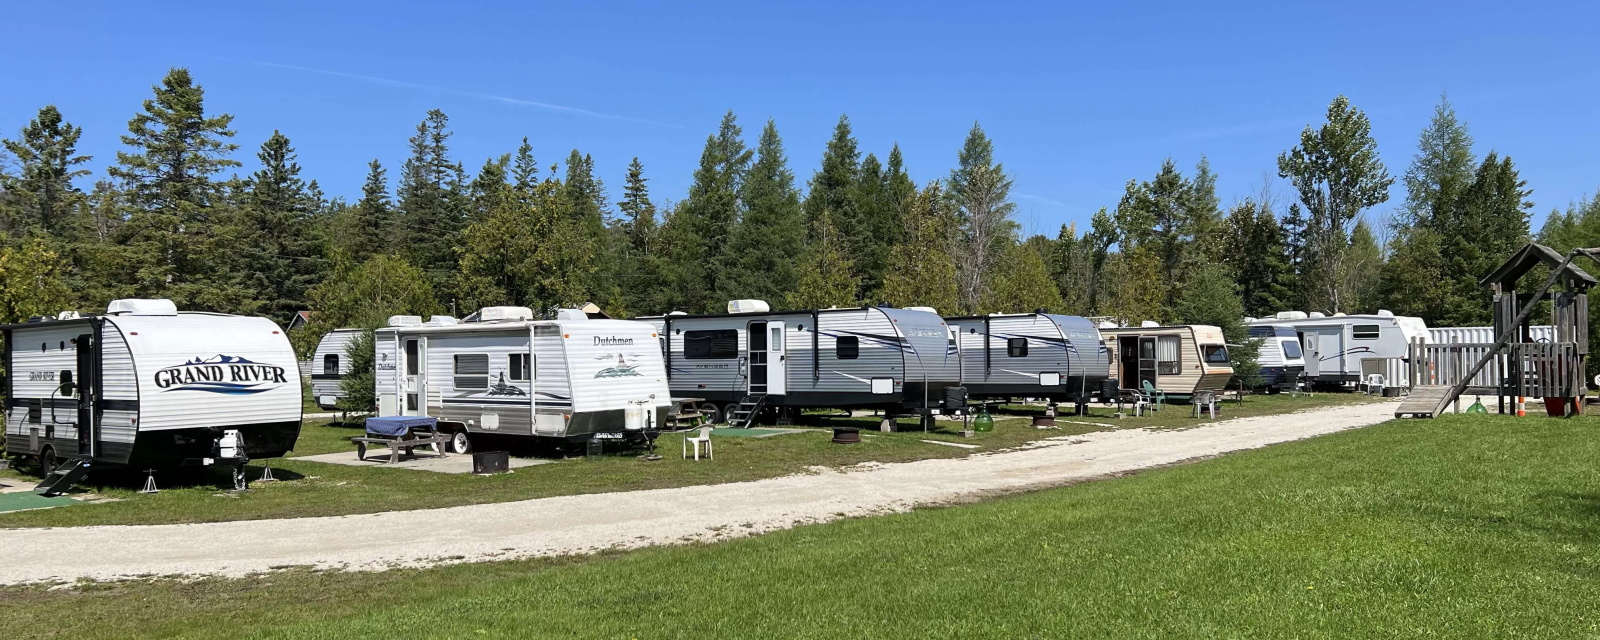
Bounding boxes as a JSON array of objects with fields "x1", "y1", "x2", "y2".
[{"x1": 1395, "y1": 385, "x2": 1453, "y2": 418}]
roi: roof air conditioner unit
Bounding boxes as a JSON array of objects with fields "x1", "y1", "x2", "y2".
[
  {"x1": 667, "y1": 311, "x2": 689, "y2": 316},
  {"x1": 1140, "y1": 320, "x2": 1160, "y2": 328},
  {"x1": 1098, "y1": 321, "x2": 1119, "y2": 329},
  {"x1": 423, "y1": 315, "x2": 458, "y2": 326},
  {"x1": 1377, "y1": 309, "x2": 1394, "y2": 317},
  {"x1": 1308, "y1": 312, "x2": 1326, "y2": 318},
  {"x1": 1333, "y1": 312, "x2": 1346, "y2": 317},
  {"x1": 106, "y1": 299, "x2": 179, "y2": 316},
  {"x1": 727, "y1": 299, "x2": 771, "y2": 314},
  {"x1": 1244, "y1": 317, "x2": 1257, "y2": 323},
  {"x1": 1276, "y1": 311, "x2": 1309, "y2": 320},
  {"x1": 477, "y1": 306, "x2": 535, "y2": 322},
  {"x1": 57, "y1": 311, "x2": 82, "y2": 320},
  {"x1": 387, "y1": 315, "x2": 423, "y2": 327},
  {"x1": 556, "y1": 309, "x2": 588, "y2": 321},
  {"x1": 906, "y1": 306, "x2": 938, "y2": 315}
]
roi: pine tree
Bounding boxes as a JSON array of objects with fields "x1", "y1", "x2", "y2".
[
  {"x1": 396, "y1": 109, "x2": 468, "y2": 296},
  {"x1": 885, "y1": 144, "x2": 916, "y2": 213},
  {"x1": 1224, "y1": 199, "x2": 1293, "y2": 317},
  {"x1": 723, "y1": 119, "x2": 805, "y2": 304},
  {"x1": 1400, "y1": 94, "x2": 1476, "y2": 228},
  {"x1": 1047, "y1": 223, "x2": 1094, "y2": 315},
  {"x1": 108, "y1": 67, "x2": 247, "y2": 311},
  {"x1": 618, "y1": 157, "x2": 657, "y2": 256},
  {"x1": 1436, "y1": 153, "x2": 1531, "y2": 324},
  {"x1": 804, "y1": 115, "x2": 860, "y2": 233},
  {"x1": 240, "y1": 130, "x2": 320, "y2": 323},
  {"x1": 1277, "y1": 95, "x2": 1393, "y2": 313},
  {"x1": 511, "y1": 137, "x2": 539, "y2": 192},
  {"x1": 1, "y1": 105, "x2": 90, "y2": 235},
  {"x1": 1340, "y1": 218, "x2": 1382, "y2": 312},
  {"x1": 881, "y1": 181, "x2": 958, "y2": 313},
  {"x1": 469, "y1": 154, "x2": 511, "y2": 219},
  {"x1": 787, "y1": 209, "x2": 858, "y2": 309},
  {"x1": 670, "y1": 110, "x2": 750, "y2": 312},
  {"x1": 349, "y1": 159, "x2": 393, "y2": 261},
  {"x1": 948, "y1": 123, "x2": 1017, "y2": 313}
]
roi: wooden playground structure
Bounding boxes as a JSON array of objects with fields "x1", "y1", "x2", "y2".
[{"x1": 1396, "y1": 243, "x2": 1598, "y2": 418}]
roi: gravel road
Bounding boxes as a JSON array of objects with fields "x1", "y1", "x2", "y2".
[{"x1": 0, "y1": 401, "x2": 1397, "y2": 584}]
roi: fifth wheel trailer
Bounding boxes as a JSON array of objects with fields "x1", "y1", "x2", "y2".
[
  {"x1": 3, "y1": 299, "x2": 302, "y2": 487},
  {"x1": 1247, "y1": 311, "x2": 1429, "y2": 386}
]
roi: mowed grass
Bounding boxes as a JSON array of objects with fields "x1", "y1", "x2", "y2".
[
  {"x1": 0, "y1": 392, "x2": 1375, "y2": 528},
  {"x1": 5, "y1": 411, "x2": 1594, "y2": 639}
]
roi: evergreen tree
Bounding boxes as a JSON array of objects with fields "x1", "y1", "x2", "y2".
[
  {"x1": 349, "y1": 159, "x2": 393, "y2": 261},
  {"x1": 1, "y1": 105, "x2": 90, "y2": 235},
  {"x1": 881, "y1": 181, "x2": 958, "y2": 313},
  {"x1": 240, "y1": 130, "x2": 320, "y2": 323},
  {"x1": 469, "y1": 154, "x2": 511, "y2": 219},
  {"x1": 885, "y1": 144, "x2": 916, "y2": 214},
  {"x1": 1400, "y1": 94, "x2": 1476, "y2": 228},
  {"x1": 670, "y1": 110, "x2": 750, "y2": 311},
  {"x1": 723, "y1": 119, "x2": 805, "y2": 303},
  {"x1": 1085, "y1": 207, "x2": 1116, "y2": 314},
  {"x1": 947, "y1": 123, "x2": 1017, "y2": 313},
  {"x1": 1224, "y1": 199, "x2": 1293, "y2": 317},
  {"x1": 108, "y1": 67, "x2": 248, "y2": 311},
  {"x1": 1435, "y1": 153, "x2": 1531, "y2": 324},
  {"x1": 337, "y1": 329, "x2": 377, "y2": 415},
  {"x1": 511, "y1": 137, "x2": 539, "y2": 192},
  {"x1": 787, "y1": 209, "x2": 858, "y2": 309},
  {"x1": 804, "y1": 115, "x2": 861, "y2": 232},
  {"x1": 1340, "y1": 218, "x2": 1383, "y2": 312},
  {"x1": 983, "y1": 238, "x2": 1064, "y2": 314},
  {"x1": 1047, "y1": 223, "x2": 1095, "y2": 315},
  {"x1": 396, "y1": 109, "x2": 468, "y2": 296},
  {"x1": 1174, "y1": 263, "x2": 1260, "y2": 388},
  {"x1": 1277, "y1": 95, "x2": 1393, "y2": 313}
]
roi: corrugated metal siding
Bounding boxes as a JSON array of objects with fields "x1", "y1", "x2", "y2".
[
  {"x1": 311, "y1": 329, "x2": 361, "y2": 398},
  {"x1": 661, "y1": 316, "x2": 748, "y2": 397},
  {"x1": 108, "y1": 314, "x2": 301, "y2": 431},
  {"x1": 5, "y1": 324, "x2": 86, "y2": 444},
  {"x1": 876, "y1": 307, "x2": 960, "y2": 389},
  {"x1": 561, "y1": 320, "x2": 671, "y2": 414},
  {"x1": 1429, "y1": 325, "x2": 1556, "y2": 344},
  {"x1": 374, "y1": 330, "x2": 398, "y2": 394},
  {"x1": 98, "y1": 324, "x2": 137, "y2": 445},
  {"x1": 795, "y1": 309, "x2": 905, "y2": 395},
  {"x1": 423, "y1": 329, "x2": 534, "y2": 435}
]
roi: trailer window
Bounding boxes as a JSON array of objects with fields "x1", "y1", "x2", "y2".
[
  {"x1": 837, "y1": 336, "x2": 860, "y2": 360},
  {"x1": 404, "y1": 339, "x2": 419, "y2": 375},
  {"x1": 1352, "y1": 325, "x2": 1381, "y2": 340},
  {"x1": 1281, "y1": 340, "x2": 1303, "y2": 359},
  {"x1": 1157, "y1": 336, "x2": 1181, "y2": 375},
  {"x1": 1202, "y1": 344, "x2": 1230, "y2": 364},
  {"x1": 454, "y1": 354, "x2": 489, "y2": 389},
  {"x1": 1007, "y1": 338, "x2": 1028, "y2": 357},
  {"x1": 684, "y1": 330, "x2": 738, "y2": 359},
  {"x1": 509, "y1": 353, "x2": 530, "y2": 381},
  {"x1": 323, "y1": 353, "x2": 339, "y2": 374}
]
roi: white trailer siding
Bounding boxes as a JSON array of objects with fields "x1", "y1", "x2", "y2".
[
  {"x1": 5, "y1": 324, "x2": 87, "y2": 449},
  {"x1": 311, "y1": 329, "x2": 361, "y2": 408},
  {"x1": 110, "y1": 314, "x2": 302, "y2": 432},
  {"x1": 97, "y1": 323, "x2": 138, "y2": 452},
  {"x1": 1249, "y1": 315, "x2": 1429, "y2": 385},
  {"x1": 1429, "y1": 326, "x2": 1556, "y2": 344}
]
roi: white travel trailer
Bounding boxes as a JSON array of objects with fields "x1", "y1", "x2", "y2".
[
  {"x1": 311, "y1": 328, "x2": 362, "y2": 410},
  {"x1": 373, "y1": 307, "x2": 670, "y2": 452},
  {"x1": 944, "y1": 313, "x2": 1111, "y2": 406},
  {"x1": 641, "y1": 301, "x2": 961, "y2": 426},
  {"x1": 1099, "y1": 324, "x2": 1234, "y2": 396},
  {"x1": 3, "y1": 299, "x2": 303, "y2": 483},
  {"x1": 1248, "y1": 311, "x2": 1429, "y2": 386},
  {"x1": 1246, "y1": 324, "x2": 1307, "y2": 391}
]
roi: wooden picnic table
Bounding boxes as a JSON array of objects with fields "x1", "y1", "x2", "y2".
[{"x1": 355, "y1": 416, "x2": 451, "y2": 464}]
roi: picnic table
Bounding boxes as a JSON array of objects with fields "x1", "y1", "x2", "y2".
[
  {"x1": 666, "y1": 397, "x2": 707, "y2": 431},
  {"x1": 354, "y1": 416, "x2": 451, "y2": 464}
]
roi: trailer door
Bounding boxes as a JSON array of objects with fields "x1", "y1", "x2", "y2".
[
  {"x1": 1302, "y1": 332, "x2": 1320, "y2": 377},
  {"x1": 746, "y1": 321, "x2": 768, "y2": 395},
  {"x1": 402, "y1": 336, "x2": 428, "y2": 416},
  {"x1": 1138, "y1": 337, "x2": 1159, "y2": 389},
  {"x1": 767, "y1": 321, "x2": 787, "y2": 396},
  {"x1": 75, "y1": 333, "x2": 96, "y2": 458}
]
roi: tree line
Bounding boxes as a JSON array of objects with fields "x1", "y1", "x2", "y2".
[{"x1": 0, "y1": 68, "x2": 1561, "y2": 366}]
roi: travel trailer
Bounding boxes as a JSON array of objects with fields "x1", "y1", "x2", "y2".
[
  {"x1": 1098, "y1": 324, "x2": 1234, "y2": 396},
  {"x1": 310, "y1": 328, "x2": 362, "y2": 410},
  {"x1": 373, "y1": 307, "x2": 670, "y2": 453},
  {"x1": 944, "y1": 313, "x2": 1111, "y2": 407},
  {"x1": 1248, "y1": 311, "x2": 1429, "y2": 386},
  {"x1": 641, "y1": 301, "x2": 961, "y2": 426},
  {"x1": 3, "y1": 299, "x2": 303, "y2": 488},
  {"x1": 1247, "y1": 324, "x2": 1307, "y2": 392}
]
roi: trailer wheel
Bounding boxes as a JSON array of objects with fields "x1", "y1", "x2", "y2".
[
  {"x1": 449, "y1": 430, "x2": 472, "y2": 454},
  {"x1": 723, "y1": 403, "x2": 741, "y2": 425},
  {"x1": 699, "y1": 402, "x2": 723, "y2": 424},
  {"x1": 39, "y1": 446, "x2": 58, "y2": 475}
]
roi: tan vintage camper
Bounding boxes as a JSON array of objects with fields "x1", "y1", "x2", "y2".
[{"x1": 1099, "y1": 324, "x2": 1233, "y2": 396}]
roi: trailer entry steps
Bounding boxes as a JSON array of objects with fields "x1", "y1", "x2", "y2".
[
  {"x1": 34, "y1": 458, "x2": 90, "y2": 497},
  {"x1": 727, "y1": 394, "x2": 768, "y2": 428},
  {"x1": 1395, "y1": 385, "x2": 1452, "y2": 419}
]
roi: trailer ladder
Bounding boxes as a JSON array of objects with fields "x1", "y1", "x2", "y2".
[
  {"x1": 34, "y1": 457, "x2": 90, "y2": 497},
  {"x1": 727, "y1": 394, "x2": 768, "y2": 428}
]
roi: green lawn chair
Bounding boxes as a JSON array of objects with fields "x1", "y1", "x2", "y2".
[{"x1": 1141, "y1": 380, "x2": 1166, "y2": 412}]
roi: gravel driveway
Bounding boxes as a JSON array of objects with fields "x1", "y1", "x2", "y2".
[{"x1": 0, "y1": 401, "x2": 1397, "y2": 584}]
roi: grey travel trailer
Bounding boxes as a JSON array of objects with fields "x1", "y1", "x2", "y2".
[
  {"x1": 373, "y1": 307, "x2": 671, "y2": 452},
  {"x1": 310, "y1": 328, "x2": 361, "y2": 410},
  {"x1": 1246, "y1": 324, "x2": 1307, "y2": 391},
  {"x1": 1248, "y1": 311, "x2": 1429, "y2": 386},
  {"x1": 3, "y1": 299, "x2": 303, "y2": 491},
  {"x1": 943, "y1": 312, "x2": 1111, "y2": 408},
  {"x1": 641, "y1": 301, "x2": 961, "y2": 427}
]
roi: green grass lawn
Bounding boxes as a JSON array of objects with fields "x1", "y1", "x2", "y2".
[
  {"x1": 2, "y1": 411, "x2": 1595, "y2": 639},
  {"x1": 0, "y1": 392, "x2": 1374, "y2": 528}
]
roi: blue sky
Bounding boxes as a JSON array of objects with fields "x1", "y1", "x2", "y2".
[{"x1": 3, "y1": 0, "x2": 1597, "y2": 236}]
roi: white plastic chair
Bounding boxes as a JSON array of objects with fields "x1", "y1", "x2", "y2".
[
  {"x1": 1365, "y1": 373, "x2": 1385, "y2": 396},
  {"x1": 683, "y1": 426, "x2": 714, "y2": 461},
  {"x1": 1128, "y1": 391, "x2": 1151, "y2": 417}
]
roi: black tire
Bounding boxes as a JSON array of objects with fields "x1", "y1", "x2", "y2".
[
  {"x1": 39, "y1": 447, "x2": 58, "y2": 475},
  {"x1": 723, "y1": 403, "x2": 741, "y2": 426},
  {"x1": 699, "y1": 402, "x2": 723, "y2": 424},
  {"x1": 449, "y1": 430, "x2": 472, "y2": 454}
]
